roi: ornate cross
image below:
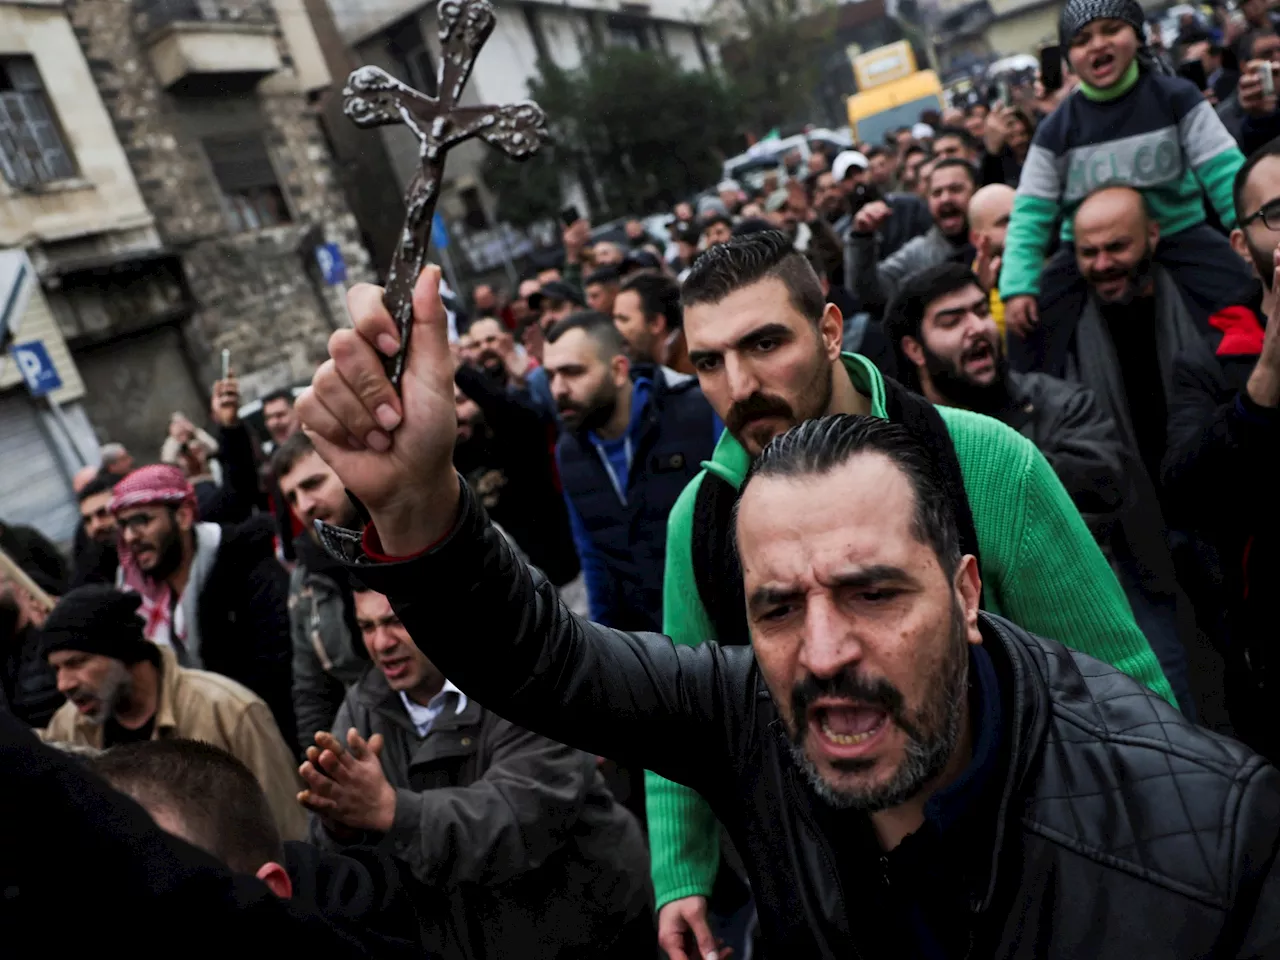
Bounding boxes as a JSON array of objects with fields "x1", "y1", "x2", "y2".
[{"x1": 343, "y1": 0, "x2": 548, "y2": 389}]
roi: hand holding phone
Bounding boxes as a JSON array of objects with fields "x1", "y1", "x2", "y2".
[
  {"x1": 220, "y1": 348, "x2": 231, "y2": 381},
  {"x1": 1260, "y1": 61, "x2": 1275, "y2": 98}
]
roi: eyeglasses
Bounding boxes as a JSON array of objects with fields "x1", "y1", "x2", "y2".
[
  {"x1": 1242, "y1": 201, "x2": 1280, "y2": 230},
  {"x1": 117, "y1": 512, "x2": 159, "y2": 533}
]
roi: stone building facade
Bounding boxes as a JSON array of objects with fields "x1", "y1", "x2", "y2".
[{"x1": 62, "y1": 0, "x2": 372, "y2": 413}]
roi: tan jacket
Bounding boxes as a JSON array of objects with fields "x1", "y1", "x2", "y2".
[{"x1": 44, "y1": 645, "x2": 306, "y2": 841}]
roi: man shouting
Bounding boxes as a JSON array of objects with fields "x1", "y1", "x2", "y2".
[{"x1": 296, "y1": 266, "x2": 1280, "y2": 959}]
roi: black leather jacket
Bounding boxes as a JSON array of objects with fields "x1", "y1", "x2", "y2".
[{"x1": 324, "y1": 482, "x2": 1280, "y2": 958}]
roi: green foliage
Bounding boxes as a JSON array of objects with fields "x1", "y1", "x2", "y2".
[
  {"x1": 714, "y1": 0, "x2": 837, "y2": 136},
  {"x1": 521, "y1": 47, "x2": 742, "y2": 218},
  {"x1": 480, "y1": 142, "x2": 563, "y2": 229}
]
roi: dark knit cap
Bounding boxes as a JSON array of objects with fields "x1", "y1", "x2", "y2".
[
  {"x1": 1059, "y1": 0, "x2": 1146, "y2": 49},
  {"x1": 41, "y1": 585, "x2": 157, "y2": 665}
]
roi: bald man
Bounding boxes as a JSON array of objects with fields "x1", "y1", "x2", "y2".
[
  {"x1": 1029, "y1": 185, "x2": 1197, "y2": 717},
  {"x1": 969, "y1": 184, "x2": 1016, "y2": 339}
]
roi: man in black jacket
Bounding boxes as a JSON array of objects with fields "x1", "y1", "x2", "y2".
[
  {"x1": 884, "y1": 262, "x2": 1197, "y2": 715},
  {"x1": 544, "y1": 312, "x2": 718, "y2": 632},
  {"x1": 91, "y1": 738, "x2": 436, "y2": 956},
  {"x1": 884, "y1": 263, "x2": 1127, "y2": 532},
  {"x1": 0, "y1": 563, "x2": 61, "y2": 728},
  {"x1": 453, "y1": 359, "x2": 580, "y2": 589},
  {"x1": 0, "y1": 712, "x2": 376, "y2": 954},
  {"x1": 298, "y1": 267, "x2": 1280, "y2": 959},
  {"x1": 1163, "y1": 137, "x2": 1280, "y2": 760}
]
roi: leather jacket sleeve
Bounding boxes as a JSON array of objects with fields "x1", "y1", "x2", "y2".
[
  {"x1": 1224, "y1": 761, "x2": 1280, "y2": 956},
  {"x1": 329, "y1": 480, "x2": 757, "y2": 796},
  {"x1": 1024, "y1": 379, "x2": 1127, "y2": 522}
]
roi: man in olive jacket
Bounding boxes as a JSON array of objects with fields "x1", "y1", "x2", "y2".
[{"x1": 302, "y1": 581, "x2": 652, "y2": 960}]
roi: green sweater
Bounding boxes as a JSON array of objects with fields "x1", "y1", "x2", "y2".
[
  {"x1": 999, "y1": 61, "x2": 1245, "y2": 300},
  {"x1": 644, "y1": 354, "x2": 1175, "y2": 909}
]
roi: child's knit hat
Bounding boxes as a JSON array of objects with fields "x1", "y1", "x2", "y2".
[{"x1": 1059, "y1": 0, "x2": 1146, "y2": 50}]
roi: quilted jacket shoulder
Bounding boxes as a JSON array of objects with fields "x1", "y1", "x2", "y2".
[{"x1": 1013, "y1": 626, "x2": 1278, "y2": 909}]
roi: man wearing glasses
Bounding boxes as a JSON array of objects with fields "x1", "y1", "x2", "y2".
[{"x1": 1164, "y1": 138, "x2": 1280, "y2": 763}]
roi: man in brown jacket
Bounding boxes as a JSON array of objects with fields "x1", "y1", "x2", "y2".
[{"x1": 41, "y1": 584, "x2": 305, "y2": 840}]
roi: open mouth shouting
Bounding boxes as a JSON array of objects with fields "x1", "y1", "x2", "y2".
[
  {"x1": 961, "y1": 338, "x2": 997, "y2": 379},
  {"x1": 808, "y1": 699, "x2": 890, "y2": 759},
  {"x1": 1089, "y1": 50, "x2": 1116, "y2": 81}
]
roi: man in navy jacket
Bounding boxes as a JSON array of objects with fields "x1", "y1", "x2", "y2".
[{"x1": 544, "y1": 312, "x2": 719, "y2": 632}]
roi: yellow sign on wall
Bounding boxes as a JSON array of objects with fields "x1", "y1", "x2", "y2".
[{"x1": 853, "y1": 41, "x2": 919, "y2": 91}]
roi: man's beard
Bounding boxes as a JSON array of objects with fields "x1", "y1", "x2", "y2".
[
  {"x1": 726, "y1": 343, "x2": 833, "y2": 455},
  {"x1": 921, "y1": 341, "x2": 1010, "y2": 416},
  {"x1": 1247, "y1": 236, "x2": 1274, "y2": 290},
  {"x1": 1085, "y1": 247, "x2": 1154, "y2": 304},
  {"x1": 139, "y1": 521, "x2": 184, "y2": 583},
  {"x1": 478, "y1": 352, "x2": 506, "y2": 382},
  {"x1": 75, "y1": 660, "x2": 134, "y2": 727},
  {"x1": 624, "y1": 330, "x2": 658, "y2": 366},
  {"x1": 786, "y1": 597, "x2": 970, "y2": 812},
  {"x1": 558, "y1": 383, "x2": 618, "y2": 434}
]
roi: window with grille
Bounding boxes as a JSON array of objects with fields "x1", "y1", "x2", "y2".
[
  {"x1": 202, "y1": 134, "x2": 292, "y2": 232},
  {"x1": 0, "y1": 57, "x2": 76, "y2": 190}
]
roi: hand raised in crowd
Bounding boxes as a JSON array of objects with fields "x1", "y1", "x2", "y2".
[
  {"x1": 657, "y1": 895, "x2": 733, "y2": 960},
  {"x1": 984, "y1": 103, "x2": 1013, "y2": 156},
  {"x1": 1238, "y1": 61, "x2": 1279, "y2": 118},
  {"x1": 1004, "y1": 294, "x2": 1039, "y2": 338},
  {"x1": 852, "y1": 199, "x2": 892, "y2": 236},
  {"x1": 297, "y1": 267, "x2": 461, "y2": 557},
  {"x1": 168, "y1": 411, "x2": 196, "y2": 444},
  {"x1": 974, "y1": 235, "x2": 1002, "y2": 293},
  {"x1": 210, "y1": 373, "x2": 241, "y2": 428},
  {"x1": 1248, "y1": 247, "x2": 1280, "y2": 407},
  {"x1": 298, "y1": 727, "x2": 396, "y2": 833}
]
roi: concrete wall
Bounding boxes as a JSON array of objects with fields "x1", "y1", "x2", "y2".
[
  {"x1": 0, "y1": 3, "x2": 154, "y2": 249},
  {"x1": 66, "y1": 0, "x2": 374, "y2": 397},
  {"x1": 985, "y1": 3, "x2": 1059, "y2": 55},
  {"x1": 271, "y1": 0, "x2": 332, "y2": 92}
]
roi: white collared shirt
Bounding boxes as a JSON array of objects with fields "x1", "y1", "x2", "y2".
[{"x1": 399, "y1": 680, "x2": 468, "y2": 738}]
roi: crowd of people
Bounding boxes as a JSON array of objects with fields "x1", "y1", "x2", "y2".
[{"x1": 5, "y1": 0, "x2": 1280, "y2": 953}]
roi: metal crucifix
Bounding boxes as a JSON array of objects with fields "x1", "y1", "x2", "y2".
[{"x1": 343, "y1": 0, "x2": 548, "y2": 389}]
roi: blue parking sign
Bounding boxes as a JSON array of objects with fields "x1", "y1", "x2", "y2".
[
  {"x1": 12, "y1": 341, "x2": 62, "y2": 397},
  {"x1": 314, "y1": 243, "x2": 347, "y2": 285},
  {"x1": 432, "y1": 213, "x2": 449, "y2": 249}
]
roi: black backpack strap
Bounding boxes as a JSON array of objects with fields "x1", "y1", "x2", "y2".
[
  {"x1": 881, "y1": 376, "x2": 985, "y2": 602},
  {"x1": 690, "y1": 472, "x2": 752, "y2": 647}
]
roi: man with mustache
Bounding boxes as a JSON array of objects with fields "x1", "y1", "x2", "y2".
[
  {"x1": 300, "y1": 246, "x2": 1172, "y2": 957},
  {"x1": 110, "y1": 463, "x2": 294, "y2": 743},
  {"x1": 543, "y1": 312, "x2": 717, "y2": 632},
  {"x1": 41, "y1": 584, "x2": 305, "y2": 840},
  {"x1": 883, "y1": 263, "x2": 1194, "y2": 714},
  {"x1": 294, "y1": 276, "x2": 1280, "y2": 957},
  {"x1": 1164, "y1": 138, "x2": 1280, "y2": 761},
  {"x1": 847, "y1": 159, "x2": 979, "y2": 316}
]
